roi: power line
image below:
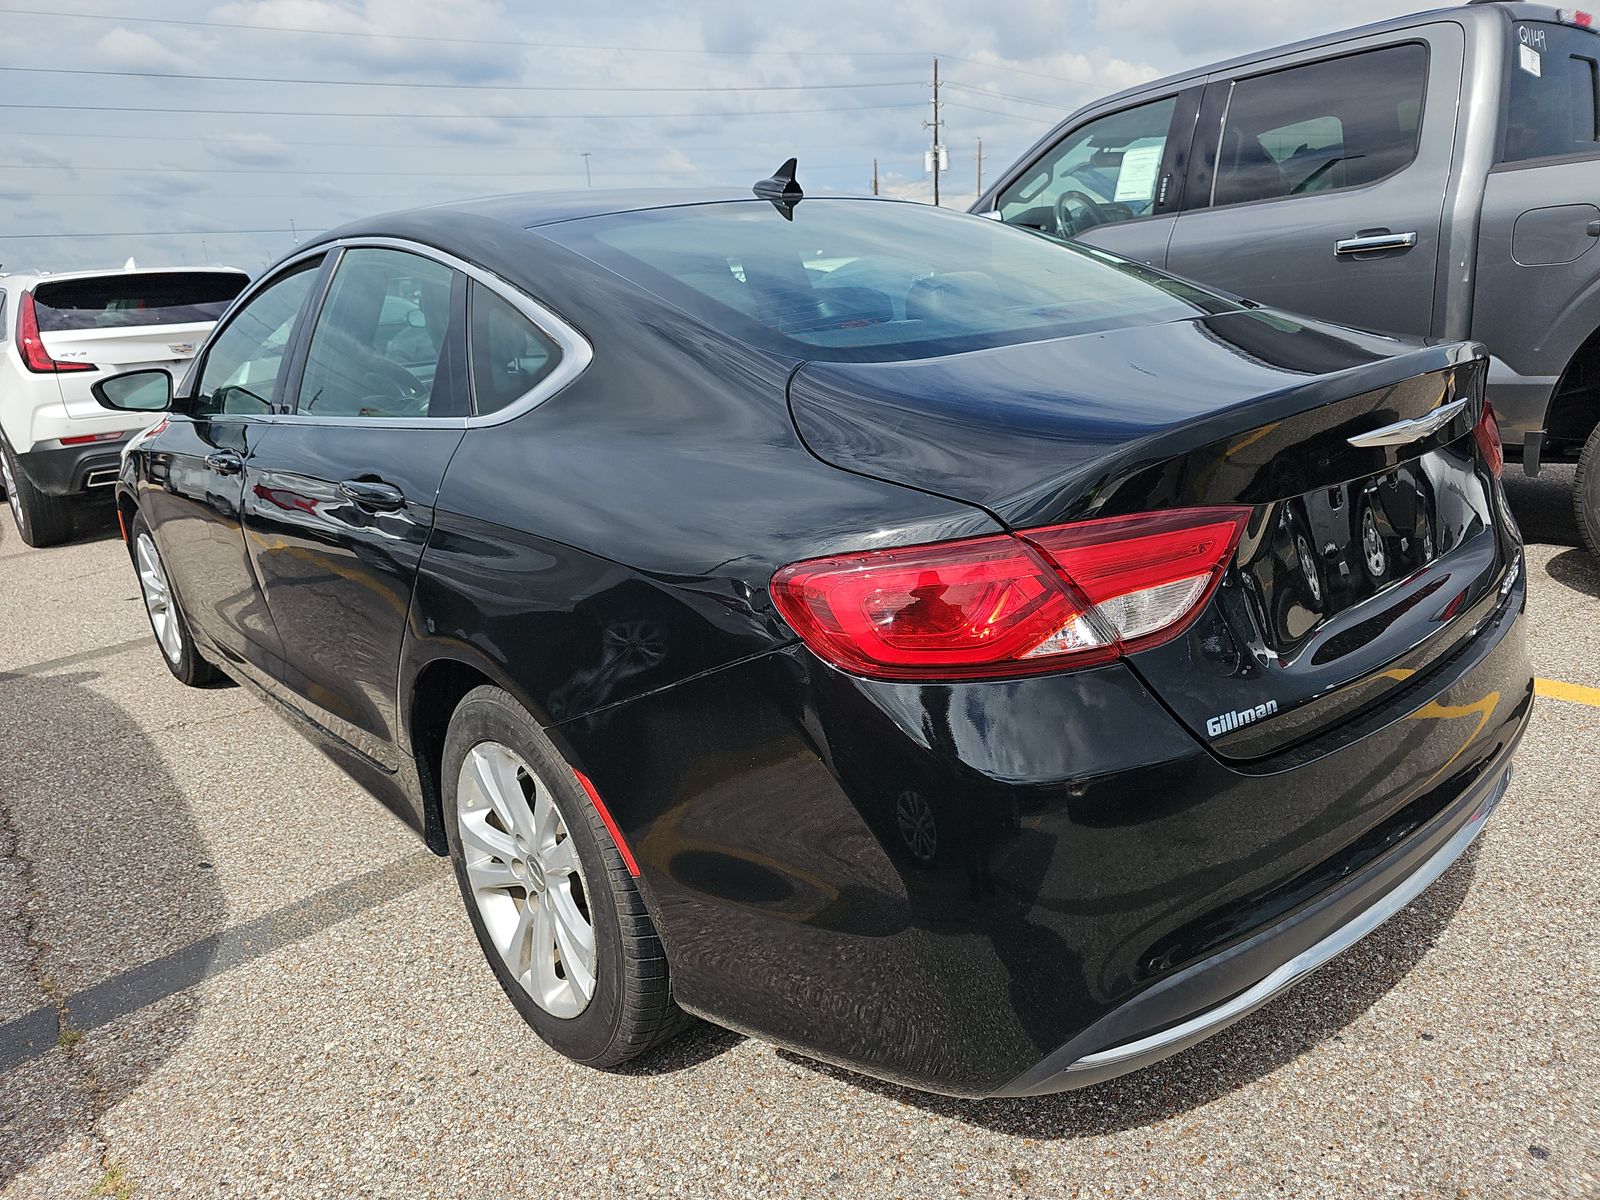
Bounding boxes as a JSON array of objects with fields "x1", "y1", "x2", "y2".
[
  {"x1": 0, "y1": 65, "x2": 922, "y2": 93},
  {"x1": 0, "y1": 6, "x2": 932, "y2": 58},
  {"x1": 0, "y1": 100, "x2": 925, "y2": 120},
  {"x1": 0, "y1": 130, "x2": 876, "y2": 168},
  {"x1": 0, "y1": 227, "x2": 298, "y2": 240},
  {"x1": 944, "y1": 101, "x2": 1060, "y2": 126},
  {"x1": 0, "y1": 160, "x2": 868, "y2": 178},
  {"x1": 944, "y1": 81, "x2": 1075, "y2": 110}
]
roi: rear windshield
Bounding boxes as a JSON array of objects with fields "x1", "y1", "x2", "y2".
[
  {"x1": 545, "y1": 199, "x2": 1235, "y2": 363},
  {"x1": 31, "y1": 272, "x2": 248, "y2": 332},
  {"x1": 1503, "y1": 20, "x2": 1600, "y2": 163}
]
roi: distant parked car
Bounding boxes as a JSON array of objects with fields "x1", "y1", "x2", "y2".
[
  {"x1": 975, "y1": 1, "x2": 1600, "y2": 557},
  {"x1": 0, "y1": 265, "x2": 248, "y2": 546},
  {"x1": 94, "y1": 185, "x2": 1528, "y2": 1097}
]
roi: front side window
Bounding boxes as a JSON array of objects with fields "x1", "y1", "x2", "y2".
[
  {"x1": 1210, "y1": 44, "x2": 1428, "y2": 208},
  {"x1": 996, "y1": 96, "x2": 1179, "y2": 238},
  {"x1": 295, "y1": 247, "x2": 459, "y2": 419},
  {"x1": 1503, "y1": 21, "x2": 1600, "y2": 163},
  {"x1": 468, "y1": 283, "x2": 561, "y2": 415},
  {"x1": 192, "y1": 259, "x2": 321, "y2": 418},
  {"x1": 548, "y1": 199, "x2": 1236, "y2": 364}
]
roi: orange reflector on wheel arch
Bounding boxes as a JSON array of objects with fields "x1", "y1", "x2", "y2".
[{"x1": 573, "y1": 768, "x2": 640, "y2": 877}]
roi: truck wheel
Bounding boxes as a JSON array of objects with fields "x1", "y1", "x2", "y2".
[
  {"x1": 1576, "y1": 423, "x2": 1600, "y2": 560},
  {"x1": 0, "y1": 435, "x2": 75, "y2": 548}
]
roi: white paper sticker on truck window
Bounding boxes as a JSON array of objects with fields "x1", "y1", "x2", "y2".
[
  {"x1": 1520, "y1": 43, "x2": 1543, "y2": 77},
  {"x1": 1113, "y1": 143, "x2": 1165, "y2": 204}
]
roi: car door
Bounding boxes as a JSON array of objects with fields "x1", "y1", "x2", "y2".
[
  {"x1": 1473, "y1": 16, "x2": 1600, "y2": 445},
  {"x1": 1164, "y1": 28, "x2": 1462, "y2": 339},
  {"x1": 982, "y1": 88, "x2": 1202, "y2": 268},
  {"x1": 140, "y1": 255, "x2": 326, "y2": 681},
  {"x1": 240, "y1": 243, "x2": 469, "y2": 770}
]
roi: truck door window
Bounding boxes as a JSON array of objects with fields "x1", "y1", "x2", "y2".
[
  {"x1": 1209, "y1": 43, "x2": 1428, "y2": 208},
  {"x1": 1503, "y1": 22, "x2": 1600, "y2": 163},
  {"x1": 995, "y1": 96, "x2": 1178, "y2": 238}
]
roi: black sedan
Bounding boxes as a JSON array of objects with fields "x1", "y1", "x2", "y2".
[{"x1": 94, "y1": 178, "x2": 1531, "y2": 1097}]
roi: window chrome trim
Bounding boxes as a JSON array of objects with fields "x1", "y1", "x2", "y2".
[{"x1": 261, "y1": 235, "x2": 593, "y2": 430}]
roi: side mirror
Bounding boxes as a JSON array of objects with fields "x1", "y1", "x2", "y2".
[{"x1": 92, "y1": 368, "x2": 173, "y2": 413}]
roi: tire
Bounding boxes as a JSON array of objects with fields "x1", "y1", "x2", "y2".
[
  {"x1": 441, "y1": 686, "x2": 691, "y2": 1068},
  {"x1": 0, "y1": 434, "x2": 75, "y2": 548},
  {"x1": 1576, "y1": 423, "x2": 1600, "y2": 561},
  {"x1": 128, "y1": 511, "x2": 221, "y2": 687}
]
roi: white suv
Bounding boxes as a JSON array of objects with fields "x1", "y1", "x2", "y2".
[{"x1": 0, "y1": 265, "x2": 248, "y2": 546}]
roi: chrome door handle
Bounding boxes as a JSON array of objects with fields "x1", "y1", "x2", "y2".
[
  {"x1": 1335, "y1": 232, "x2": 1418, "y2": 256},
  {"x1": 338, "y1": 478, "x2": 406, "y2": 512},
  {"x1": 203, "y1": 450, "x2": 242, "y2": 475}
]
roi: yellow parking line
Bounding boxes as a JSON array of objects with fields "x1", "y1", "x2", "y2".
[{"x1": 1535, "y1": 678, "x2": 1600, "y2": 708}]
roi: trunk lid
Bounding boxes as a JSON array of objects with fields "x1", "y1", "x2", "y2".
[{"x1": 789, "y1": 310, "x2": 1514, "y2": 759}]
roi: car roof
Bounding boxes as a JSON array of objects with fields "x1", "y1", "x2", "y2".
[
  {"x1": 418, "y1": 187, "x2": 907, "y2": 229},
  {"x1": 313, "y1": 188, "x2": 905, "y2": 243}
]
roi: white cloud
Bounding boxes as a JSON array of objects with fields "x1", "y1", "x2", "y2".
[{"x1": 0, "y1": 0, "x2": 1440, "y2": 270}]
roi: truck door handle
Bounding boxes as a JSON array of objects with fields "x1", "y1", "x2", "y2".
[
  {"x1": 1334, "y1": 231, "x2": 1418, "y2": 256},
  {"x1": 1586, "y1": 220, "x2": 1600, "y2": 237},
  {"x1": 338, "y1": 478, "x2": 406, "y2": 512},
  {"x1": 203, "y1": 450, "x2": 242, "y2": 475}
]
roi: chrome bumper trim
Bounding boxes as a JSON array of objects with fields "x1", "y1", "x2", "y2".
[{"x1": 1066, "y1": 768, "x2": 1510, "y2": 1075}]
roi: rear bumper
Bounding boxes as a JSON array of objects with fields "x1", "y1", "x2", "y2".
[
  {"x1": 554, "y1": 552, "x2": 1532, "y2": 1098},
  {"x1": 15, "y1": 439, "x2": 130, "y2": 496},
  {"x1": 994, "y1": 757, "x2": 1515, "y2": 1095}
]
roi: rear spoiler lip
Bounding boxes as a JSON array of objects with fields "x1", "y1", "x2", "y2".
[{"x1": 1009, "y1": 338, "x2": 1488, "y2": 529}]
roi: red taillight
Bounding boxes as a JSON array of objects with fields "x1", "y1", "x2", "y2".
[
  {"x1": 18, "y1": 292, "x2": 94, "y2": 374},
  {"x1": 771, "y1": 507, "x2": 1250, "y2": 681},
  {"x1": 1473, "y1": 400, "x2": 1504, "y2": 479},
  {"x1": 1560, "y1": 9, "x2": 1594, "y2": 28}
]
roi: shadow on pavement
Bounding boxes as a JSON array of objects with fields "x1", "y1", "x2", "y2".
[
  {"x1": 1543, "y1": 546, "x2": 1600, "y2": 600},
  {"x1": 779, "y1": 846, "x2": 1479, "y2": 1136},
  {"x1": 0, "y1": 668, "x2": 223, "y2": 1185}
]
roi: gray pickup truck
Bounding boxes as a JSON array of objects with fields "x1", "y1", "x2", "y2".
[{"x1": 975, "y1": 1, "x2": 1600, "y2": 556}]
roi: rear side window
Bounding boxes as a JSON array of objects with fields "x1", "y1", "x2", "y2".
[
  {"x1": 295, "y1": 248, "x2": 461, "y2": 420},
  {"x1": 548, "y1": 199, "x2": 1235, "y2": 364},
  {"x1": 1503, "y1": 22, "x2": 1600, "y2": 163},
  {"x1": 1209, "y1": 44, "x2": 1428, "y2": 208},
  {"x1": 30, "y1": 272, "x2": 247, "y2": 332},
  {"x1": 467, "y1": 283, "x2": 561, "y2": 415}
]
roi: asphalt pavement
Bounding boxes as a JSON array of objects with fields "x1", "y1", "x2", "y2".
[{"x1": 1, "y1": 471, "x2": 1596, "y2": 1199}]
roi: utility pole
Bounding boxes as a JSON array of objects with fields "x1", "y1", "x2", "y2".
[
  {"x1": 923, "y1": 55, "x2": 944, "y2": 207},
  {"x1": 581, "y1": 152, "x2": 592, "y2": 187},
  {"x1": 872, "y1": 158, "x2": 879, "y2": 196},
  {"x1": 976, "y1": 138, "x2": 984, "y2": 198}
]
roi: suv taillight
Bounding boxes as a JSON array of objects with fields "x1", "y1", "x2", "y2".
[
  {"x1": 1473, "y1": 400, "x2": 1504, "y2": 479},
  {"x1": 18, "y1": 291, "x2": 94, "y2": 374},
  {"x1": 771, "y1": 507, "x2": 1250, "y2": 681}
]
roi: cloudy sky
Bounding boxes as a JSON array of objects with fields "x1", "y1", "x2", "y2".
[{"x1": 1, "y1": 0, "x2": 1405, "y2": 273}]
